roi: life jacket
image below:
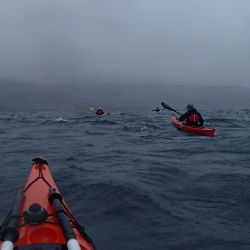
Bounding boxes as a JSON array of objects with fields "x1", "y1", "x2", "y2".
[
  {"x1": 187, "y1": 113, "x2": 200, "y2": 123},
  {"x1": 96, "y1": 109, "x2": 105, "y2": 115}
]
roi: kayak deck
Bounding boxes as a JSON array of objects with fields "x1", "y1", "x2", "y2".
[
  {"x1": 0, "y1": 158, "x2": 95, "y2": 250},
  {"x1": 172, "y1": 115, "x2": 216, "y2": 137}
]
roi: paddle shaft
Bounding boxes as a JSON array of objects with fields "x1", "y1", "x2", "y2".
[
  {"x1": 1, "y1": 190, "x2": 22, "y2": 250},
  {"x1": 49, "y1": 188, "x2": 81, "y2": 250},
  {"x1": 161, "y1": 102, "x2": 182, "y2": 115}
]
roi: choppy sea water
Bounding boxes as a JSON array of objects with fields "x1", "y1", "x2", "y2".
[{"x1": 0, "y1": 109, "x2": 250, "y2": 250}]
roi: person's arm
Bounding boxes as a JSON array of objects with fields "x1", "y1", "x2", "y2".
[
  {"x1": 198, "y1": 113, "x2": 204, "y2": 126},
  {"x1": 178, "y1": 112, "x2": 187, "y2": 122}
]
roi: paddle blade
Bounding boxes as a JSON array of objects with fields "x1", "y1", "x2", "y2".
[
  {"x1": 161, "y1": 102, "x2": 175, "y2": 112},
  {"x1": 161, "y1": 102, "x2": 182, "y2": 115},
  {"x1": 89, "y1": 106, "x2": 95, "y2": 112}
]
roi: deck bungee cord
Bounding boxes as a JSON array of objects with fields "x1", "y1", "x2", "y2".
[{"x1": 0, "y1": 158, "x2": 95, "y2": 250}]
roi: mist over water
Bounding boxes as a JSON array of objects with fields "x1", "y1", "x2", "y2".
[
  {"x1": 0, "y1": 1, "x2": 250, "y2": 86},
  {"x1": 1, "y1": 109, "x2": 250, "y2": 250},
  {"x1": 1, "y1": 79, "x2": 250, "y2": 112}
]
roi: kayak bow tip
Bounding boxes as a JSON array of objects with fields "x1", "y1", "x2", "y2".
[{"x1": 32, "y1": 157, "x2": 48, "y2": 165}]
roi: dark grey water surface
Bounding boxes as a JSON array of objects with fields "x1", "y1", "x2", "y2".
[{"x1": 1, "y1": 110, "x2": 250, "y2": 250}]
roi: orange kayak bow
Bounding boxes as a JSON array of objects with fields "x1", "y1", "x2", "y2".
[{"x1": 0, "y1": 158, "x2": 95, "y2": 250}]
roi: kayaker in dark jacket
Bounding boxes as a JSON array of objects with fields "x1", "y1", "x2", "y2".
[
  {"x1": 152, "y1": 107, "x2": 162, "y2": 112},
  {"x1": 179, "y1": 104, "x2": 204, "y2": 127}
]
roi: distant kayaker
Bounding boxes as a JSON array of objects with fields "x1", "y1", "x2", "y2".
[
  {"x1": 178, "y1": 104, "x2": 204, "y2": 126},
  {"x1": 96, "y1": 107, "x2": 105, "y2": 116},
  {"x1": 152, "y1": 107, "x2": 162, "y2": 112}
]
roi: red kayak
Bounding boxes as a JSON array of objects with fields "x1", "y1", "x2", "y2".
[
  {"x1": 172, "y1": 115, "x2": 215, "y2": 137},
  {"x1": 0, "y1": 158, "x2": 95, "y2": 250}
]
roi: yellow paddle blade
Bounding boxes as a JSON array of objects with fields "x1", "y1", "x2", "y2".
[{"x1": 89, "y1": 106, "x2": 95, "y2": 112}]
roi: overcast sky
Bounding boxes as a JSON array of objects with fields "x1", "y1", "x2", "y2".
[{"x1": 0, "y1": 0, "x2": 249, "y2": 86}]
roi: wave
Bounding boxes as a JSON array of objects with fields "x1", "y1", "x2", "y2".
[
  {"x1": 140, "y1": 123, "x2": 162, "y2": 130},
  {"x1": 207, "y1": 118, "x2": 245, "y2": 128},
  {"x1": 85, "y1": 130, "x2": 107, "y2": 135},
  {"x1": 188, "y1": 173, "x2": 250, "y2": 205},
  {"x1": 68, "y1": 181, "x2": 170, "y2": 216},
  {"x1": 54, "y1": 117, "x2": 67, "y2": 122},
  {"x1": 122, "y1": 125, "x2": 146, "y2": 132},
  {"x1": 90, "y1": 120, "x2": 118, "y2": 126},
  {"x1": 0, "y1": 117, "x2": 13, "y2": 122}
]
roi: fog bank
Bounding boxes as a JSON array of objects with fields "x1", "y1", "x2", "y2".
[{"x1": 1, "y1": 79, "x2": 250, "y2": 111}]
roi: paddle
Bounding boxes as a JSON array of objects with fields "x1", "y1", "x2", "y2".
[
  {"x1": 161, "y1": 102, "x2": 182, "y2": 115},
  {"x1": 0, "y1": 190, "x2": 22, "y2": 250},
  {"x1": 49, "y1": 188, "x2": 82, "y2": 250}
]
